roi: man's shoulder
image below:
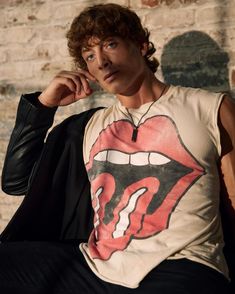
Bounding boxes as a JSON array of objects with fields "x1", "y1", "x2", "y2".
[
  {"x1": 172, "y1": 84, "x2": 216, "y2": 96},
  {"x1": 58, "y1": 107, "x2": 104, "y2": 127},
  {"x1": 171, "y1": 85, "x2": 224, "y2": 104},
  {"x1": 48, "y1": 107, "x2": 104, "y2": 139}
]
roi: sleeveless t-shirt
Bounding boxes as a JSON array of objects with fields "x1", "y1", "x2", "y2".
[{"x1": 79, "y1": 85, "x2": 228, "y2": 288}]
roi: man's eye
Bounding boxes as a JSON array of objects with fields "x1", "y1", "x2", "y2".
[
  {"x1": 107, "y1": 41, "x2": 117, "y2": 49},
  {"x1": 86, "y1": 54, "x2": 95, "y2": 62}
]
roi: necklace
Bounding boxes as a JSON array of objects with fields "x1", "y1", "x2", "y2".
[{"x1": 126, "y1": 85, "x2": 167, "y2": 142}]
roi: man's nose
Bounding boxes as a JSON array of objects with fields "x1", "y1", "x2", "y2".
[{"x1": 97, "y1": 52, "x2": 111, "y2": 69}]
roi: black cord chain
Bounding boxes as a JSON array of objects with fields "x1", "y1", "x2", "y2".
[{"x1": 126, "y1": 85, "x2": 167, "y2": 142}]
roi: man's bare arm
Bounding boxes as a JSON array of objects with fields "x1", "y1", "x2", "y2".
[{"x1": 218, "y1": 94, "x2": 235, "y2": 246}]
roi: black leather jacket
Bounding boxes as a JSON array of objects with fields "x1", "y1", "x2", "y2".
[
  {"x1": 2, "y1": 92, "x2": 57, "y2": 195},
  {"x1": 1, "y1": 92, "x2": 101, "y2": 242}
]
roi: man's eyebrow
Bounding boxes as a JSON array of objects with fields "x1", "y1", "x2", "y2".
[
  {"x1": 81, "y1": 37, "x2": 116, "y2": 53},
  {"x1": 81, "y1": 47, "x2": 90, "y2": 53},
  {"x1": 81, "y1": 43, "x2": 99, "y2": 52}
]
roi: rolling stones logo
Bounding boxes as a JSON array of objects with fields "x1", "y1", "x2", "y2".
[{"x1": 86, "y1": 115, "x2": 205, "y2": 260}]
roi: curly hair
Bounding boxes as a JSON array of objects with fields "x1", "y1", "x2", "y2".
[{"x1": 66, "y1": 3, "x2": 159, "y2": 73}]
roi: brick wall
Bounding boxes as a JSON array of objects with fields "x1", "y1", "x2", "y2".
[{"x1": 0, "y1": 0, "x2": 235, "y2": 232}]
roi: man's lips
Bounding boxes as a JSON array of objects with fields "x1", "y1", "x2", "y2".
[
  {"x1": 86, "y1": 116, "x2": 204, "y2": 173},
  {"x1": 103, "y1": 71, "x2": 118, "y2": 82}
]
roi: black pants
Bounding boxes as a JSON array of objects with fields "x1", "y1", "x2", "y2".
[{"x1": 0, "y1": 241, "x2": 230, "y2": 294}]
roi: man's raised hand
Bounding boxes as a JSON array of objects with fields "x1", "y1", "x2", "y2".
[{"x1": 38, "y1": 70, "x2": 97, "y2": 107}]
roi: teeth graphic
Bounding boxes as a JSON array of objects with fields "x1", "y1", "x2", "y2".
[
  {"x1": 94, "y1": 150, "x2": 171, "y2": 166},
  {"x1": 149, "y1": 152, "x2": 170, "y2": 165},
  {"x1": 107, "y1": 150, "x2": 129, "y2": 164},
  {"x1": 130, "y1": 152, "x2": 149, "y2": 166},
  {"x1": 113, "y1": 188, "x2": 147, "y2": 238},
  {"x1": 94, "y1": 150, "x2": 107, "y2": 161}
]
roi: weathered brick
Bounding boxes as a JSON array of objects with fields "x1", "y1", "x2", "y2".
[
  {"x1": 2, "y1": 2, "x2": 51, "y2": 27},
  {"x1": 32, "y1": 59, "x2": 72, "y2": 83},
  {"x1": 0, "y1": 201, "x2": 23, "y2": 220},
  {"x1": 0, "y1": 50, "x2": 7, "y2": 63},
  {"x1": 0, "y1": 193, "x2": 24, "y2": 206},
  {"x1": 35, "y1": 43, "x2": 56, "y2": 59},
  {"x1": 0, "y1": 26, "x2": 35, "y2": 44},
  {"x1": 0, "y1": 61, "x2": 34, "y2": 80},
  {"x1": 132, "y1": 0, "x2": 201, "y2": 8},
  {"x1": 7, "y1": 45, "x2": 35, "y2": 62},
  {"x1": 142, "y1": 0, "x2": 159, "y2": 7},
  {"x1": 100, "y1": 0, "x2": 128, "y2": 6},
  {"x1": 4, "y1": 7, "x2": 32, "y2": 26},
  {"x1": 0, "y1": 84, "x2": 17, "y2": 100},
  {"x1": 209, "y1": 27, "x2": 235, "y2": 49},
  {"x1": 39, "y1": 24, "x2": 68, "y2": 41},
  {"x1": 53, "y1": 3, "x2": 87, "y2": 20},
  {"x1": 0, "y1": 220, "x2": 9, "y2": 234},
  {"x1": 35, "y1": 2, "x2": 52, "y2": 21},
  {"x1": 55, "y1": 40, "x2": 70, "y2": 58},
  {"x1": 196, "y1": 5, "x2": 235, "y2": 24},
  {"x1": 145, "y1": 7, "x2": 195, "y2": 28}
]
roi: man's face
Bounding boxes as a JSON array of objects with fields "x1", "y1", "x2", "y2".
[{"x1": 81, "y1": 37, "x2": 147, "y2": 96}]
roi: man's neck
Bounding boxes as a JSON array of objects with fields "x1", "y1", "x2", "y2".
[{"x1": 117, "y1": 72, "x2": 168, "y2": 109}]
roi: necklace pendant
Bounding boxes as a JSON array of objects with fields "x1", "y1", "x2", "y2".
[{"x1": 132, "y1": 128, "x2": 138, "y2": 142}]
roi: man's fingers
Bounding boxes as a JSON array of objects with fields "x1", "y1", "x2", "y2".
[
  {"x1": 58, "y1": 69, "x2": 96, "y2": 82},
  {"x1": 67, "y1": 69, "x2": 96, "y2": 81},
  {"x1": 80, "y1": 76, "x2": 92, "y2": 95},
  {"x1": 57, "y1": 71, "x2": 95, "y2": 95},
  {"x1": 56, "y1": 76, "x2": 77, "y2": 94}
]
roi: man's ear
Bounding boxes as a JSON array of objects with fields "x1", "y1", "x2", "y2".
[{"x1": 140, "y1": 43, "x2": 148, "y2": 56}]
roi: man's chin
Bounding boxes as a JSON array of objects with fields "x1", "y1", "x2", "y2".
[{"x1": 99, "y1": 83, "x2": 123, "y2": 95}]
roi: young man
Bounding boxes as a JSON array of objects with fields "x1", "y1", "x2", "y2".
[{"x1": 0, "y1": 3, "x2": 234, "y2": 294}]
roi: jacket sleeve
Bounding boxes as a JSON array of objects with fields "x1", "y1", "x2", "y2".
[{"x1": 1, "y1": 92, "x2": 57, "y2": 195}]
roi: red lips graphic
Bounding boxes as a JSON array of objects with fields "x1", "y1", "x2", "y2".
[{"x1": 86, "y1": 115, "x2": 205, "y2": 260}]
